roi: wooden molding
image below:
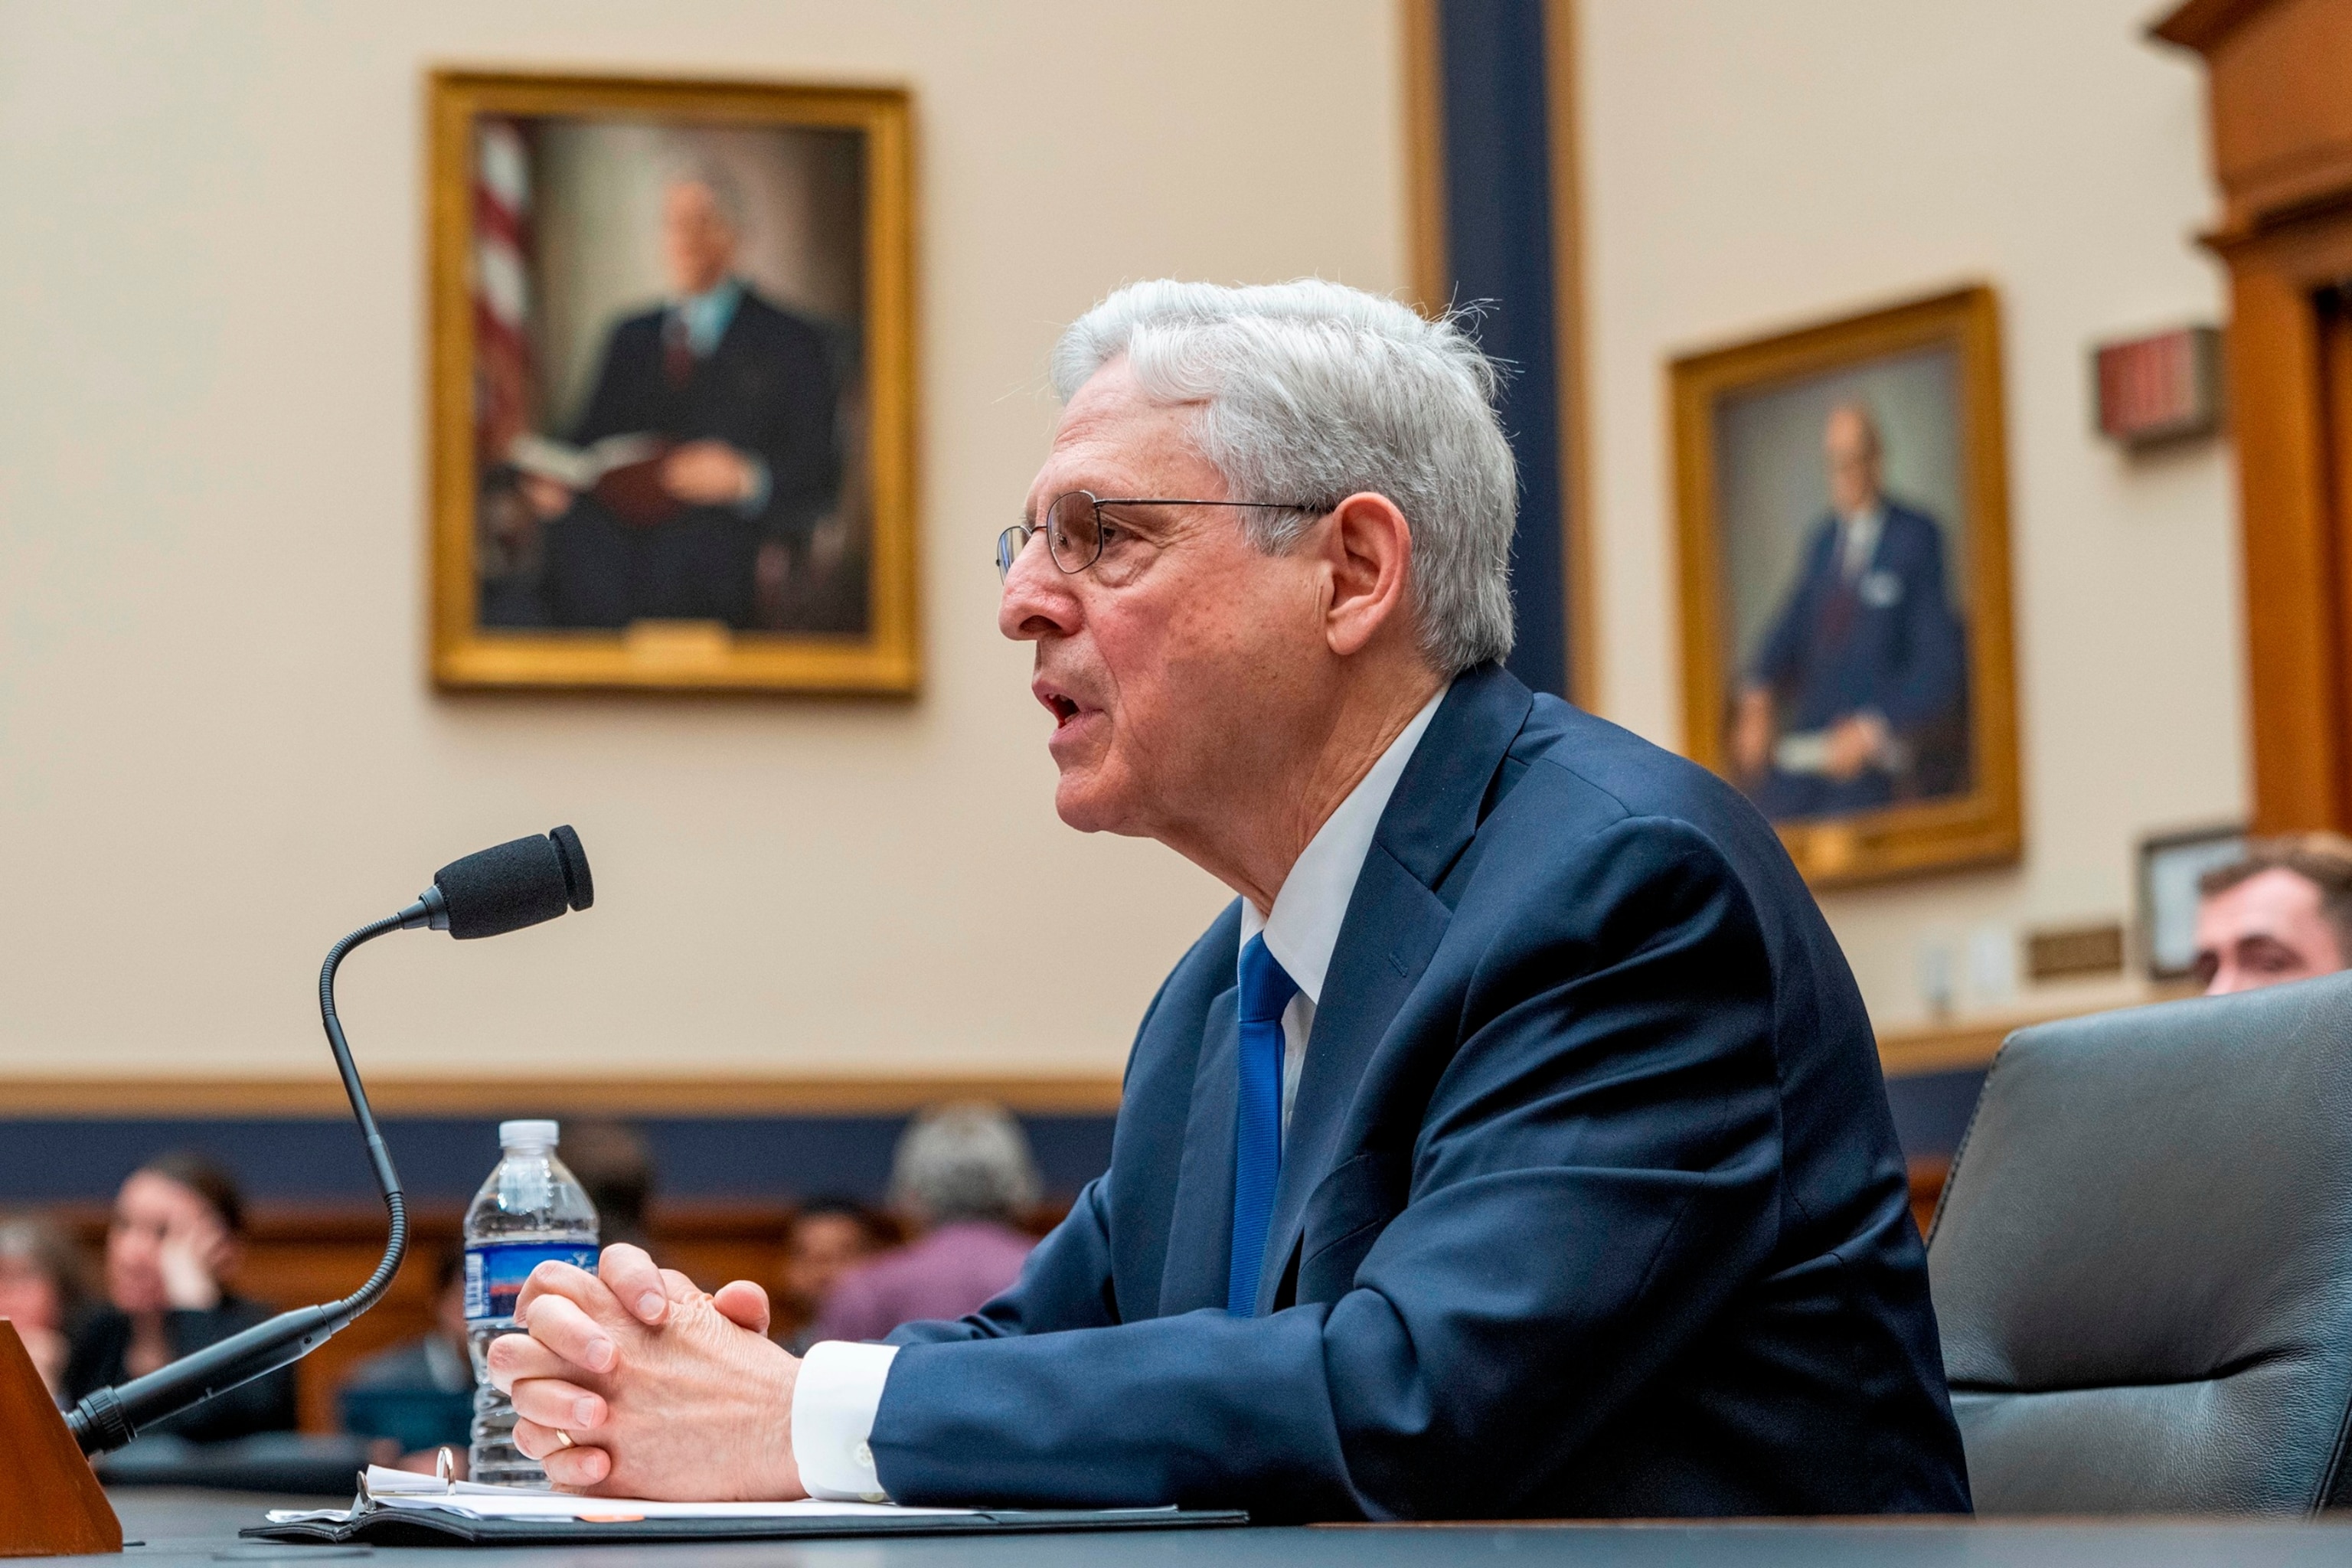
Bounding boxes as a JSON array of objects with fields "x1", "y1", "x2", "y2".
[
  {"x1": 1544, "y1": 0, "x2": 1598, "y2": 713},
  {"x1": 0, "y1": 1073, "x2": 1125, "y2": 1119},
  {"x1": 1400, "y1": 0, "x2": 1448, "y2": 318},
  {"x1": 1400, "y1": 0, "x2": 1596, "y2": 711},
  {"x1": 2163, "y1": 0, "x2": 2352, "y2": 832},
  {"x1": 1874, "y1": 1017, "x2": 2021, "y2": 1078},
  {"x1": 0, "y1": 1323, "x2": 120, "y2": 1557}
]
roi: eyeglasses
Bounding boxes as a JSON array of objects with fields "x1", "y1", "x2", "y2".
[{"x1": 995, "y1": 491, "x2": 1331, "y2": 582}]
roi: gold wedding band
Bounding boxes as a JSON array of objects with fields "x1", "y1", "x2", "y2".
[{"x1": 551, "y1": 1429, "x2": 576, "y2": 1450}]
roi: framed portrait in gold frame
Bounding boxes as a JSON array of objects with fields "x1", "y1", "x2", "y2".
[
  {"x1": 1671, "y1": 286, "x2": 2020, "y2": 887},
  {"x1": 427, "y1": 71, "x2": 917, "y2": 694}
]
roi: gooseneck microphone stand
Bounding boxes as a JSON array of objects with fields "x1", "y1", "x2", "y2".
[
  {"x1": 64, "y1": 896, "x2": 447, "y2": 1454},
  {"x1": 61, "y1": 825, "x2": 590, "y2": 1457}
]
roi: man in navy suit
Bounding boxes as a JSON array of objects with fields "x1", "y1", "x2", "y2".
[
  {"x1": 490, "y1": 282, "x2": 1971, "y2": 1520},
  {"x1": 1730, "y1": 403, "x2": 1968, "y2": 820},
  {"x1": 508, "y1": 166, "x2": 841, "y2": 631}
]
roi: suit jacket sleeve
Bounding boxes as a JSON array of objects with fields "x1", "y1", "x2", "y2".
[
  {"x1": 867, "y1": 813, "x2": 1783, "y2": 1520},
  {"x1": 569, "y1": 320, "x2": 653, "y2": 448},
  {"x1": 1746, "y1": 522, "x2": 1834, "y2": 691},
  {"x1": 740, "y1": 314, "x2": 841, "y2": 543},
  {"x1": 1872, "y1": 514, "x2": 1965, "y2": 732}
]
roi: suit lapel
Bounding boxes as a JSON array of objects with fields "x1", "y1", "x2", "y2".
[
  {"x1": 1252, "y1": 665, "x2": 1537, "y2": 1312},
  {"x1": 1158, "y1": 983, "x2": 1242, "y2": 1315},
  {"x1": 1255, "y1": 851, "x2": 1450, "y2": 1313}
]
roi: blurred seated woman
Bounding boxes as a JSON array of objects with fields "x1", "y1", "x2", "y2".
[
  {"x1": 64, "y1": 1151, "x2": 297, "y2": 1442},
  {"x1": 0, "y1": 1213, "x2": 94, "y2": 1400}
]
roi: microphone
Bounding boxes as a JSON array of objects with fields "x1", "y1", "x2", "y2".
[{"x1": 65, "y1": 827, "x2": 594, "y2": 1456}]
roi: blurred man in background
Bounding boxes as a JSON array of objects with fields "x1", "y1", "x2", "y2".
[
  {"x1": 2194, "y1": 834, "x2": 2352, "y2": 995},
  {"x1": 560, "y1": 1119, "x2": 658, "y2": 1251},
  {"x1": 773, "y1": 1198, "x2": 892, "y2": 1354},
  {"x1": 64, "y1": 1152, "x2": 296, "y2": 1442},
  {"x1": 810, "y1": 1104, "x2": 1039, "y2": 1343},
  {"x1": 0, "y1": 1214, "x2": 93, "y2": 1400}
]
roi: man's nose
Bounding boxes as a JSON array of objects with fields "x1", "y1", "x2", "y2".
[{"x1": 998, "y1": 535, "x2": 1081, "y2": 642}]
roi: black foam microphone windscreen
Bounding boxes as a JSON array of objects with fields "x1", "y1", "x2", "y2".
[
  {"x1": 548, "y1": 823, "x2": 593, "y2": 912},
  {"x1": 432, "y1": 828, "x2": 591, "y2": 940}
]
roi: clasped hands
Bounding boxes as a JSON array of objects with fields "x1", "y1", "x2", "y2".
[{"x1": 485, "y1": 1245, "x2": 807, "y2": 1499}]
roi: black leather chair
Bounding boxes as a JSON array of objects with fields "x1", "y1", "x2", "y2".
[{"x1": 1926, "y1": 972, "x2": 2352, "y2": 1514}]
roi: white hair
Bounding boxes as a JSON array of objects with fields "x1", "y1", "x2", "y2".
[
  {"x1": 889, "y1": 1102, "x2": 1042, "y2": 1226},
  {"x1": 1050, "y1": 279, "x2": 1517, "y2": 675}
]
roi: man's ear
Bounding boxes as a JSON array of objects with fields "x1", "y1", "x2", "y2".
[{"x1": 1319, "y1": 492, "x2": 1415, "y2": 658}]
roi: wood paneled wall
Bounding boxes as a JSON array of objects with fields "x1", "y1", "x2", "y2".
[{"x1": 2160, "y1": 0, "x2": 2352, "y2": 831}]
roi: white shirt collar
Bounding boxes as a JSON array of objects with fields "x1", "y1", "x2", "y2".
[
  {"x1": 1237, "y1": 685, "x2": 1447, "y2": 1004},
  {"x1": 1839, "y1": 499, "x2": 1886, "y2": 582}
]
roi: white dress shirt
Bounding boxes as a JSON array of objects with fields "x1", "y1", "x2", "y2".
[
  {"x1": 1838, "y1": 500, "x2": 1884, "y2": 583},
  {"x1": 792, "y1": 685, "x2": 1449, "y2": 1501}
]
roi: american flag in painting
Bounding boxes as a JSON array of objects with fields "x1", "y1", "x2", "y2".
[{"x1": 472, "y1": 119, "x2": 534, "y2": 466}]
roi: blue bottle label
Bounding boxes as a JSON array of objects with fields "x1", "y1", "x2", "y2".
[{"x1": 463, "y1": 1241, "x2": 598, "y2": 1322}]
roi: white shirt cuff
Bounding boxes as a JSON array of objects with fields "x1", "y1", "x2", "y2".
[{"x1": 792, "y1": 1340, "x2": 900, "y2": 1501}]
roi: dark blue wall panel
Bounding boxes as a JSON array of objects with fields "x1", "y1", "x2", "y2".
[
  {"x1": 0, "y1": 1115, "x2": 1116, "y2": 1209},
  {"x1": 1881, "y1": 1070, "x2": 1987, "y2": 1162},
  {"x1": 1437, "y1": 0, "x2": 1569, "y2": 698}
]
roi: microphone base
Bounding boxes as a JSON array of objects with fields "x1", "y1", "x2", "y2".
[{"x1": 0, "y1": 1323, "x2": 122, "y2": 1557}]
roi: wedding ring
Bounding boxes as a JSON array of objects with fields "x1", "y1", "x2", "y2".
[{"x1": 552, "y1": 1429, "x2": 576, "y2": 1450}]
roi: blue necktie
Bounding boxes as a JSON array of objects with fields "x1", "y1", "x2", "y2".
[{"x1": 1228, "y1": 933, "x2": 1299, "y2": 1316}]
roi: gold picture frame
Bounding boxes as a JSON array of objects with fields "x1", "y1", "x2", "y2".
[
  {"x1": 1671, "y1": 286, "x2": 2021, "y2": 887},
  {"x1": 426, "y1": 70, "x2": 918, "y2": 694}
]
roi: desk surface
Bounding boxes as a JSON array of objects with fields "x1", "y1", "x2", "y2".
[{"x1": 65, "y1": 1489, "x2": 2352, "y2": 1568}]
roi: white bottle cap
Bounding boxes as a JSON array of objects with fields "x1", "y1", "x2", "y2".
[{"x1": 499, "y1": 1119, "x2": 559, "y2": 1148}]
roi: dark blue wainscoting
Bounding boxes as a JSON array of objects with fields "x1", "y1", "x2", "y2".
[
  {"x1": 0, "y1": 1115, "x2": 1119, "y2": 1209},
  {"x1": 0, "y1": 1073, "x2": 1981, "y2": 1214},
  {"x1": 1882, "y1": 1070, "x2": 1988, "y2": 1163}
]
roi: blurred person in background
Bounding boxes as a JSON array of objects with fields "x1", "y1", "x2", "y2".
[
  {"x1": 560, "y1": 1119, "x2": 657, "y2": 1250},
  {"x1": 1732, "y1": 402, "x2": 1968, "y2": 819},
  {"x1": 0, "y1": 1213, "x2": 95, "y2": 1400},
  {"x1": 341, "y1": 1247, "x2": 474, "y2": 1465},
  {"x1": 2194, "y1": 834, "x2": 2352, "y2": 995},
  {"x1": 811, "y1": 1103, "x2": 1040, "y2": 1342},
  {"x1": 64, "y1": 1150, "x2": 296, "y2": 1442},
  {"x1": 772, "y1": 1197, "x2": 893, "y2": 1354}
]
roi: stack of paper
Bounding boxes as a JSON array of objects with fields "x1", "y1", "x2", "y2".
[{"x1": 266, "y1": 1465, "x2": 981, "y2": 1527}]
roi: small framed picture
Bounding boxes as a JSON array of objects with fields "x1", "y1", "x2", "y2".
[
  {"x1": 1671, "y1": 286, "x2": 2021, "y2": 887},
  {"x1": 2138, "y1": 825, "x2": 2247, "y2": 981},
  {"x1": 426, "y1": 70, "x2": 918, "y2": 694}
]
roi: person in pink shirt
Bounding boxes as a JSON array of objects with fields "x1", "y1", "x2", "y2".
[{"x1": 811, "y1": 1103, "x2": 1041, "y2": 1343}]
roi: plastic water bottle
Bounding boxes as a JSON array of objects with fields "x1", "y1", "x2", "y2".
[{"x1": 463, "y1": 1119, "x2": 599, "y2": 1486}]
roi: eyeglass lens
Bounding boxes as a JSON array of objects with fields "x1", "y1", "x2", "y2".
[{"x1": 1045, "y1": 492, "x2": 1101, "y2": 573}]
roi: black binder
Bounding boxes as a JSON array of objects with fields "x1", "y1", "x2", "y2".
[{"x1": 242, "y1": 1504, "x2": 1250, "y2": 1547}]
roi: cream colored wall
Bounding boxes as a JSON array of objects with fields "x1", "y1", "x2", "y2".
[
  {"x1": 0, "y1": 2, "x2": 1404, "y2": 1080},
  {"x1": 1577, "y1": 0, "x2": 2243, "y2": 1032}
]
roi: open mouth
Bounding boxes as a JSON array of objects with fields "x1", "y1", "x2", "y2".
[{"x1": 1046, "y1": 694, "x2": 1080, "y2": 727}]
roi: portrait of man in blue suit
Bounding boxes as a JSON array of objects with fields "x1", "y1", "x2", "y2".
[
  {"x1": 1730, "y1": 403, "x2": 1969, "y2": 821},
  {"x1": 485, "y1": 162, "x2": 848, "y2": 634},
  {"x1": 490, "y1": 281, "x2": 1969, "y2": 1522}
]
